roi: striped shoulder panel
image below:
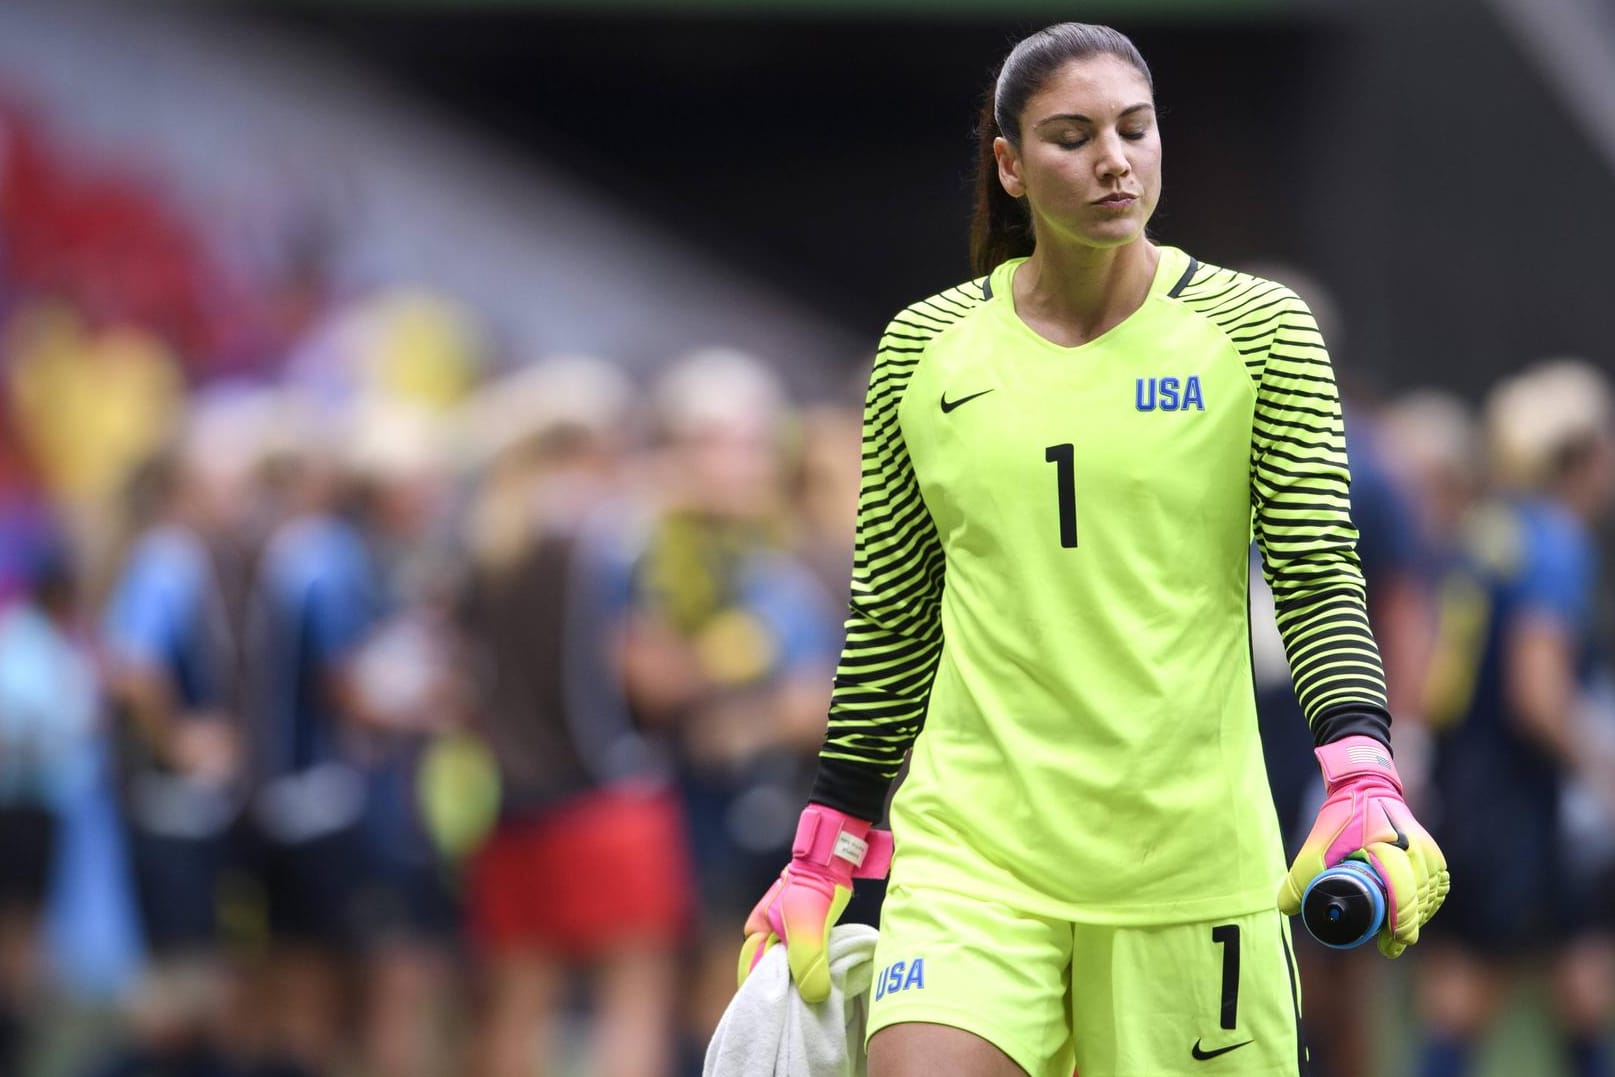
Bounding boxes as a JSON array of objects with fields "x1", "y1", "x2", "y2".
[
  {"x1": 1169, "y1": 259, "x2": 1300, "y2": 390},
  {"x1": 877, "y1": 277, "x2": 994, "y2": 356},
  {"x1": 810, "y1": 276, "x2": 989, "y2": 821}
]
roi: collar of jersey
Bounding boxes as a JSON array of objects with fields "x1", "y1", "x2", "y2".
[{"x1": 988, "y1": 245, "x2": 1190, "y2": 356}]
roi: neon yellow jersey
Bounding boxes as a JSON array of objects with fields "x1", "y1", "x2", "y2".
[{"x1": 812, "y1": 246, "x2": 1387, "y2": 924}]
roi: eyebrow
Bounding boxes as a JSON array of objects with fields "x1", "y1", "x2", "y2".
[{"x1": 1034, "y1": 103, "x2": 1154, "y2": 127}]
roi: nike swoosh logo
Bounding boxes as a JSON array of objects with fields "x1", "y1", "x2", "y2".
[
  {"x1": 940, "y1": 388, "x2": 994, "y2": 413},
  {"x1": 1191, "y1": 1039, "x2": 1254, "y2": 1061},
  {"x1": 1384, "y1": 804, "x2": 1410, "y2": 851}
]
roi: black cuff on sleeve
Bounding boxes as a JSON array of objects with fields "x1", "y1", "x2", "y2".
[
  {"x1": 1311, "y1": 705, "x2": 1393, "y2": 751},
  {"x1": 808, "y1": 758, "x2": 894, "y2": 825}
]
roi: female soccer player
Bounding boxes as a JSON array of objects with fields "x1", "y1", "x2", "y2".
[
  {"x1": 1415, "y1": 361, "x2": 1615, "y2": 1077},
  {"x1": 738, "y1": 22, "x2": 1449, "y2": 1077}
]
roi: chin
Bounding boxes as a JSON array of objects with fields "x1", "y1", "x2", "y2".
[
  {"x1": 1065, "y1": 205, "x2": 1150, "y2": 247},
  {"x1": 1077, "y1": 221, "x2": 1146, "y2": 249}
]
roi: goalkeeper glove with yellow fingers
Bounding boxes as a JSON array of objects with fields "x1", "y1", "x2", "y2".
[
  {"x1": 738, "y1": 803, "x2": 893, "y2": 1003},
  {"x1": 1279, "y1": 735, "x2": 1450, "y2": 958}
]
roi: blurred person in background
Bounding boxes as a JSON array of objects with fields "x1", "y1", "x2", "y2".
[
  {"x1": 341, "y1": 399, "x2": 465, "y2": 1077},
  {"x1": 789, "y1": 403, "x2": 865, "y2": 603},
  {"x1": 97, "y1": 428, "x2": 250, "y2": 1077},
  {"x1": 238, "y1": 403, "x2": 381, "y2": 1077},
  {"x1": 1415, "y1": 360, "x2": 1615, "y2": 1077},
  {"x1": 0, "y1": 531, "x2": 100, "y2": 1073},
  {"x1": 1378, "y1": 387, "x2": 1488, "y2": 808},
  {"x1": 621, "y1": 348, "x2": 840, "y2": 1069},
  {"x1": 456, "y1": 356, "x2": 689, "y2": 1077},
  {"x1": 1376, "y1": 390, "x2": 1486, "y2": 578}
]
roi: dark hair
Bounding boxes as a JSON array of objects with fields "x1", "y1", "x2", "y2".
[
  {"x1": 121, "y1": 444, "x2": 185, "y2": 532},
  {"x1": 970, "y1": 23, "x2": 1154, "y2": 277}
]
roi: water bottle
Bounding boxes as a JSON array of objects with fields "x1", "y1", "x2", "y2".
[{"x1": 1301, "y1": 858, "x2": 1386, "y2": 949}]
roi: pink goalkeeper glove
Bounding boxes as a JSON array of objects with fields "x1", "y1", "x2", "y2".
[
  {"x1": 1278, "y1": 735, "x2": 1450, "y2": 958},
  {"x1": 738, "y1": 804, "x2": 893, "y2": 1003}
]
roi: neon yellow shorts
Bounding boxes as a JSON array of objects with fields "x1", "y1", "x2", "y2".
[{"x1": 866, "y1": 880, "x2": 1307, "y2": 1077}]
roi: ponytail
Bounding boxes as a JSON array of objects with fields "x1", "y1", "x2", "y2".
[
  {"x1": 969, "y1": 83, "x2": 1034, "y2": 278},
  {"x1": 967, "y1": 23, "x2": 1153, "y2": 278}
]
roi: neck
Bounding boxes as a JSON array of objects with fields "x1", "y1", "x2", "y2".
[
  {"x1": 1553, "y1": 478, "x2": 1599, "y2": 523},
  {"x1": 1015, "y1": 238, "x2": 1159, "y2": 345}
]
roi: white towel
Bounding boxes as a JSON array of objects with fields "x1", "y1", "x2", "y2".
[{"x1": 703, "y1": 924, "x2": 880, "y2": 1077}]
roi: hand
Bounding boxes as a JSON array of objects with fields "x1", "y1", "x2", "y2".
[
  {"x1": 1278, "y1": 736, "x2": 1450, "y2": 958},
  {"x1": 738, "y1": 804, "x2": 892, "y2": 1003},
  {"x1": 165, "y1": 718, "x2": 239, "y2": 784}
]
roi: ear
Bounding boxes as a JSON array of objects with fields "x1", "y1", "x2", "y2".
[{"x1": 993, "y1": 136, "x2": 1026, "y2": 199}]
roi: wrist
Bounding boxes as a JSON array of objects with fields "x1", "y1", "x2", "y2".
[
  {"x1": 1310, "y1": 705, "x2": 1392, "y2": 748},
  {"x1": 792, "y1": 803, "x2": 893, "y2": 880},
  {"x1": 808, "y1": 758, "x2": 894, "y2": 825},
  {"x1": 1315, "y1": 735, "x2": 1404, "y2": 795}
]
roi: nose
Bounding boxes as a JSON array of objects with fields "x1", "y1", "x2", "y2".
[{"x1": 1095, "y1": 130, "x2": 1131, "y2": 180}]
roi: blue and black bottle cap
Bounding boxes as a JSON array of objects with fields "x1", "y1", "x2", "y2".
[{"x1": 1301, "y1": 858, "x2": 1386, "y2": 950}]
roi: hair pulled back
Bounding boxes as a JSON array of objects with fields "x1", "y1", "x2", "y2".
[{"x1": 970, "y1": 23, "x2": 1154, "y2": 277}]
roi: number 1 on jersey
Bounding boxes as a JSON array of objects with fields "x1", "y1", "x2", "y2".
[{"x1": 1044, "y1": 443, "x2": 1078, "y2": 548}]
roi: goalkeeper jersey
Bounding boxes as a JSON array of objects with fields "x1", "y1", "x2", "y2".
[{"x1": 811, "y1": 246, "x2": 1388, "y2": 924}]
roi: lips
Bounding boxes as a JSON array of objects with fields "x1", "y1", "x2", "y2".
[{"x1": 1094, "y1": 192, "x2": 1138, "y2": 207}]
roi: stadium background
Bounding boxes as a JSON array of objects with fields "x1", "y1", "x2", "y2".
[
  {"x1": 274, "y1": 0, "x2": 1615, "y2": 393},
  {"x1": 0, "y1": 0, "x2": 1611, "y2": 1074}
]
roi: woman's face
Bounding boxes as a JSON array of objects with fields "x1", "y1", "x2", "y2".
[{"x1": 994, "y1": 54, "x2": 1161, "y2": 251}]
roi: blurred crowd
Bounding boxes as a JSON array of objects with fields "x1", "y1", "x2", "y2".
[
  {"x1": 1, "y1": 95, "x2": 1614, "y2": 1077},
  {"x1": 0, "y1": 100, "x2": 867, "y2": 1077},
  {"x1": 1251, "y1": 275, "x2": 1615, "y2": 1077}
]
